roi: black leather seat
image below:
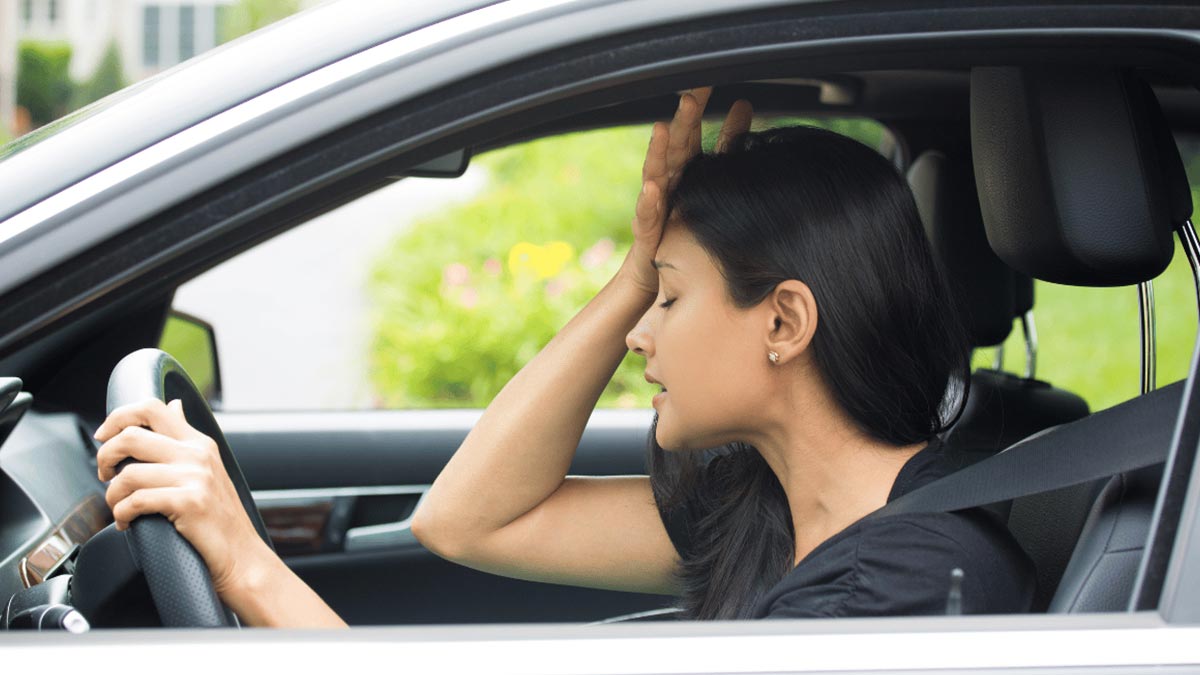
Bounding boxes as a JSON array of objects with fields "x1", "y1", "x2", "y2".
[
  {"x1": 908, "y1": 149, "x2": 1094, "y2": 609},
  {"x1": 907, "y1": 151, "x2": 1089, "y2": 464},
  {"x1": 1049, "y1": 463, "x2": 1164, "y2": 612},
  {"x1": 969, "y1": 66, "x2": 1191, "y2": 613}
]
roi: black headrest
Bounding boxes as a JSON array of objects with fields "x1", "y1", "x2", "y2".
[
  {"x1": 1013, "y1": 276, "x2": 1034, "y2": 316},
  {"x1": 1133, "y1": 78, "x2": 1194, "y2": 225},
  {"x1": 908, "y1": 150, "x2": 1016, "y2": 347},
  {"x1": 971, "y1": 68, "x2": 1177, "y2": 286}
]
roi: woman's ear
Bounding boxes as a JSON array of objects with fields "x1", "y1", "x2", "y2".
[{"x1": 765, "y1": 280, "x2": 818, "y2": 365}]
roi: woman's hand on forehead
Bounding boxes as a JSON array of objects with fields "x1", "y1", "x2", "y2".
[{"x1": 623, "y1": 87, "x2": 753, "y2": 296}]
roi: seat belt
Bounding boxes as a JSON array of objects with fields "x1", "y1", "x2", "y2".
[{"x1": 867, "y1": 380, "x2": 1185, "y2": 521}]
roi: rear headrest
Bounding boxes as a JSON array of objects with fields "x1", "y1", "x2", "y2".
[
  {"x1": 908, "y1": 150, "x2": 1016, "y2": 347},
  {"x1": 971, "y1": 68, "x2": 1177, "y2": 286}
]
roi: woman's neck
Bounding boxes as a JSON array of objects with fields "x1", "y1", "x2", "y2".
[{"x1": 748, "y1": 377, "x2": 927, "y2": 567}]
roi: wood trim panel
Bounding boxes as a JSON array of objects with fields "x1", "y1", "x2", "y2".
[
  {"x1": 20, "y1": 494, "x2": 110, "y2": 587},
  {"x1": 260, "y1": 499, "x2": 334, "y2": 555}
]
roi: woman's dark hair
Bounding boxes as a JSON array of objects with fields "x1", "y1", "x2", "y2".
[{"x1": 648, "y1": 125, "x2": 971, "y2": 620}]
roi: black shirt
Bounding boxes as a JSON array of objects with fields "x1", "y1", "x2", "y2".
[{"x1": 657, "y1": 438, "x2": 1036, "y2": 618}]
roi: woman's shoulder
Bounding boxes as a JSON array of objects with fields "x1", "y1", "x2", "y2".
[{"x1": 754, "y1": 509, "x2": 1036, "y2": 619}]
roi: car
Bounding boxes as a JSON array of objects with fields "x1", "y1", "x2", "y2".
[{"x1": 1, "y1": 0, "x2": 1199, "y2": 672}]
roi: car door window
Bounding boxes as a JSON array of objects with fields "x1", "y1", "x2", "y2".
[{"x1": 166, "y1": 118, "x2": 891, "y2": 411}]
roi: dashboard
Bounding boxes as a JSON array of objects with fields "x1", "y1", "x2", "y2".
[{"x1": 0, "y1": 379, "x2": 111, "y2": 627}]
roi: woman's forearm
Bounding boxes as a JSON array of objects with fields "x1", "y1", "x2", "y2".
[
  {"x1": 227, "y1": 554, "x2": 348, "y2": 628},
  {"x1": 411, "y1": 258, "x2": 654, "y2": 554}
]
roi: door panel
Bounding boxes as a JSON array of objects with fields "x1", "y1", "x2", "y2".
[{"x1": 218, "y1": 409, "x2": 675, "y2": 625}]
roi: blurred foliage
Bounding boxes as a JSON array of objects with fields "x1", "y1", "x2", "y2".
[
  {"x1": 16, "y1": 40, "x2": 73, "y2": 128},
  {"x1": 218, "y1": 0, "x2": 302, "y2": 43},
  {"x1": 368, "y1": 118, "x2": 890, "y2": 409},
  {"x1": 368, "y1": 126, "x2": 649, "y2": 408},
  {"x1": 71, "y1": 41, "x2": 127, "y2": 111}
]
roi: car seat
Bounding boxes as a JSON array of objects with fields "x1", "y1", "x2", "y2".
[
  {"x1": 908, "y1": 148, "x2": 1097, "y2": 609},
  {"x1": 907, "y1": 150, "x2": 1089, "y2": 466},
  {"x1": 969, "y1": 66, "x2": 1194, "y2": 613}
]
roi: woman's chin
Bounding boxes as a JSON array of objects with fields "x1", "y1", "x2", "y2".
[
  {"x1": 654, "y1": 425, "x2": 692, "y2": 452},
  {"x1": 654, "y1": 426, "x2": 680, "y2": 452}
]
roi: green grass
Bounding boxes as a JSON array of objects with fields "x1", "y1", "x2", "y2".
[{"x1": 978, "y1": 243, "x2": 1197, "y2": 412}]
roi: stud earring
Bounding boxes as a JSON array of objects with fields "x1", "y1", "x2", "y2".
[{"x1": 768, "y1": 351, "x2": 779, "y2": 364}]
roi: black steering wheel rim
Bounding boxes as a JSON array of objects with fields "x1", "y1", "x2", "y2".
[{"x1": 106, "y1": 348, "x2": 273, "y2": 627}]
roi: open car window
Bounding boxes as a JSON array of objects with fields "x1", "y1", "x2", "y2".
[{"x1": 166, "y1": 117, "x2": 892, "y2": 412}]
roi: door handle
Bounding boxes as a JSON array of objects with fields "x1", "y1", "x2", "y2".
[
  {"x1": 253, "y1": 485, "x2": 429, "y2": 554},
  {"x1": 344, "y1": 489, "x2": 427, "y2": 552}
]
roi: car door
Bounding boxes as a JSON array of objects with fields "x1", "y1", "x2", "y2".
[
  {"x1": 162, "y1": 127, "x2": 677, "y2": 625},
  {"x1": 220, "y1": 410, "x2": 667, "y2": 625}
]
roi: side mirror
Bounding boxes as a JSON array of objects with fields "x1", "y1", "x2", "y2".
[{"x1": 158, "y1": 310, "x2": 223, "y2": 409}]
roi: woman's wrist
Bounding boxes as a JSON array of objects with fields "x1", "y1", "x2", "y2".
[
  {"x1": 615, "y1": 250, "x2": 659, "y2": 301},
  {"x1": 217, "y1": 539, "x2": 282, "y2": 612},
  {"x1": 220, "y1": 550, "x2": 347, "y2": 628}
]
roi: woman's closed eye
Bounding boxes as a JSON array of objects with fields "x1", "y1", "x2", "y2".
[{"x1": 659, "y1": 297, "x2": 676, "y2": 309}]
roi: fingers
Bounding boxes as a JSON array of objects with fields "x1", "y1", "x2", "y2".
[
  {"x1": 641, "y1": 122, "x2": 669, "y2": 186},
  {"x1": 105, "y1": 462, "x2": 197, "y2": 512},
  {"x1": 94, "y1": 398, "x2": 193, "y2": 443},
  {"x1": 96, "y1": 426, "x2": 195, "y2": 482},
  {"x1": 688, "y1": 86, "x2": 713, "y2": 110},
  {"x1": 110, "y1": 487, "x2": 192, "y2": 531},
  {"x1": 665, "y1": 91, "x2": 708, "y2": 182},
  {"x1": 687, "y1": 86, "x2": 713, "y2": 151},
  {"x1": 715, "y1": 99, "x2": 753, "y2": 153},
  {"x1": 633, "y1": 180, "x2": 663, "y2": 240}
]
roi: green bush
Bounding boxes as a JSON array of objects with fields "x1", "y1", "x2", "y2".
[
  {"x1": 16, "y1": 40, "x2": 73, "y2": 128},
  {"x1": 72, "y1": 40, "x2": 127, "y2": 111},
  {"x1": 369, "y1": 126, "x2": 653, "y2": 408},
  {"x1": 368, "y1": 119, "x2": 892, "y2": 409}
]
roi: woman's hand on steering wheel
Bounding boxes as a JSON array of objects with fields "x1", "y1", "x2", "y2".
[
  {"x1": 94, "y1": 398, "x2": 272, "y2": 600},
  {"x1": 621, "y1": 86, "x2": 753, "y2": 296}
]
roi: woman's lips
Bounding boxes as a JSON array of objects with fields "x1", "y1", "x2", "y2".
[{"x1": 652, "y1": 391, "x2": 667, "y2": 407}]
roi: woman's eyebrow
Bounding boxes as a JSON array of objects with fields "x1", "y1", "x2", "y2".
[{"x1": 652, "y1": 260, "x2": 679, "y2": 271}]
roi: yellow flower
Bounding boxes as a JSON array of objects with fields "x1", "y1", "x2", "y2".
[{"x1": 508, "y1": 241, "x2": 574, "y2": 279}]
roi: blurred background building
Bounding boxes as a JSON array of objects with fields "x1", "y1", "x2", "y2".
[{"x1": 1, "y1": 0, "x2": 311, "y2": 140}]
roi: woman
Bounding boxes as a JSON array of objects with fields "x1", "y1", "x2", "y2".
[{"x1": 93, "y1": 87, "x2": 1035, "y2": 626}]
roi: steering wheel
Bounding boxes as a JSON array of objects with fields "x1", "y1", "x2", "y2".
[{"x1": 101, "y1": 348, "x2": 273, "y2": 627}]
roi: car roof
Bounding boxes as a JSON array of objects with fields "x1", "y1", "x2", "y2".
[{"x1": 0, "y1": 0, "x2": 495, "y2": 223}]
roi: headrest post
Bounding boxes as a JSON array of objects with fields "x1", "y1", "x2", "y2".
[
  {"x1": 1139, "y1": 281, "x2": 1157, "y2": 394},
  {"x1": 993, "y1": 344, "x2": 1005, "y2": 372},
  {"x1": 1179, "y1": 220, "x2": 1200, "y2": 320},
  {"x1": 1020, "y1": 310, "x2": 1038, "y2": 380}
]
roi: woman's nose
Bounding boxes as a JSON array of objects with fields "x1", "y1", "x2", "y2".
[{"x1": 626, "y1": 312, "x2": 654, "y2": 356}]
